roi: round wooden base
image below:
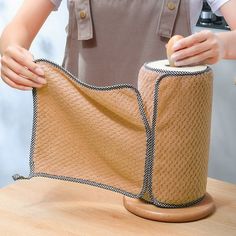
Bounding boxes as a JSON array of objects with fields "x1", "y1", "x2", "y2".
[{"x1": 123, "y1": 193, "x2": 215, "y2": 222}]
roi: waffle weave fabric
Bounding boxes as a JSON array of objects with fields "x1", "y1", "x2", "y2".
[{"x1": 22, "y1": 59, "x2": 213, "y2": 208}]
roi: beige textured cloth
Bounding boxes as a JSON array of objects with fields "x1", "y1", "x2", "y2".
[{"x1": 19, "y1": 59, "x2": 213, "y2": 208}]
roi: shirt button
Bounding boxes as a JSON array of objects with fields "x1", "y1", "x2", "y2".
[
  {"x1": 79, "y1": 10, "x2": 87, "y2": 19},
  {"x1": 167, "y1": 2, "x2": 176, "y2": 10}
]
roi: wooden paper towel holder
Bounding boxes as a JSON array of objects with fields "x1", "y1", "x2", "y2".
[{"x1": 123, "y1": 192, "x2": 215, "y2": 222}]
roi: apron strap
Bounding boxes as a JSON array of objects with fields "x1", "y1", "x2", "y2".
[
  {"x1": 156, "y1": 0, "x2": 181, "y2": 38},
  {"x1": 74, "y1": 0, "x2": 93, "y2": 40}
]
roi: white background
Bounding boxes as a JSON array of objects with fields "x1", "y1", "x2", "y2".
[{"x1": 0, "y1": 0, "x2": 68, "y2": 187}]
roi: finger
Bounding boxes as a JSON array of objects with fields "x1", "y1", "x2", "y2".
[
  {"x1": 203, "y1": 57, "x2": 219, "y2": 65},
  {"x1": 2, "y1": 67, "x2": 44, "y2": 88},
  {"x1": 171, "y1": 42, "x2": 209, "y2": 62},
  {"x1": 1, "y1": 74, "x2": 32, "y2": 91},
  {"x1": 5, "y1": 46, "x2": 44, "y2": 76},
  {"x1": 3, "y1": 57, "x2": 46, "y2": 85},
  {"x1": 173, "y1": 30, "x2": 212, "y2": 51},
  {"x1": 21, "y1": 47, "x2": 34, "y2": 60},
  {"x1": 174, "y1": 50, "x2": 213, "y2": 67}
]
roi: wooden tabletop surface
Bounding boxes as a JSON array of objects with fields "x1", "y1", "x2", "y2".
[{"x1": 0, "y1": 177, "x2": 235, "y2": 236}]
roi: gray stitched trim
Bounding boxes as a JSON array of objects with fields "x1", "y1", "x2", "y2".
[
  {"x1": 27, "y1": 58, "x2": 150, "y2": 200},
  {"x1": 146, "y1": 65, "x2": 212, "y2": 208},
  {"x1": 144, "y1": 61, "x2": 212, "y2": 76},
  {"x1": 32, "y1": 172, "x2": 141, "y2": 199},
  {"x1": 13, "y1": 58, "x2": 212, "y2": 209},
  {"x1": 29, "y1": 89, "x2": 38, "y2": 177},
  {"x1": 141, "y1": 194, "x2": 205, "y2": 209}
]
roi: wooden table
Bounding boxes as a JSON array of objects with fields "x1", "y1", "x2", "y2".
[{"x1": 0, "y1": 177, "x2": 235, "y2": 236}]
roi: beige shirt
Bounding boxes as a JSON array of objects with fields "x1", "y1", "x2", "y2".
[
  {"x1": 61, "y1": 0, "x2": 194, "y2": 87},
  {"x1": 50, "y1": 0, "x2": 230, "y2": 33}
]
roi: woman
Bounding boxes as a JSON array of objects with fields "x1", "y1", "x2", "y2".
[{"x1": 0, "y1": 0, "x2": 236, "y2": 90}]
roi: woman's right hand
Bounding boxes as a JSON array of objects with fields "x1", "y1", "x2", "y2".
[{"x1": 0, "y1": 45, "x2": 47, "y2": 91}]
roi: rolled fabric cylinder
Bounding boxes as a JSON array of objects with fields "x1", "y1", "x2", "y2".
[
  {"x1": 14, "y1": 59, "x2": 213, "y2": 209},
  {"x1": 138, "y1": 60, "x2": 213, "y2": 207}
]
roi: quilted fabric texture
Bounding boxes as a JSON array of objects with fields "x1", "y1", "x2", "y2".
[{"x1": 19, "y1": 59, "x2": 213, "y2": 208}]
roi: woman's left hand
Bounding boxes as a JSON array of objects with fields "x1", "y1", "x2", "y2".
[{"x1": 170, "y1": 30, "x2": 225, "y2": 66}]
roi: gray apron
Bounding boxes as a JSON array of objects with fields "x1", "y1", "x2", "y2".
[{"x1": 62, "y1": 0, "x2": 191, "y2": 87}]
